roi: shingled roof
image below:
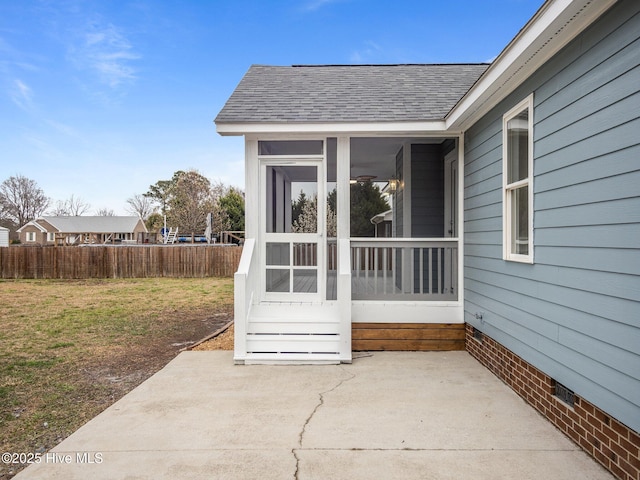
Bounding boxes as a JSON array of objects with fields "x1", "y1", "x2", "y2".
[
  {"x1": 215, "y1": 64, "x2": 489, "y2": 125},
  {"x1": 38, "y1": 216, "x2": 145, "y2": 233}
]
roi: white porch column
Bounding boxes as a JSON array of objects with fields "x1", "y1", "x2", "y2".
[
  {"x1": 336, "y1": 137, "x2": 350, "y2": 240},
  {"x1": 402, "y1": 142, "x2": 412, "y2": 292},
  {"x1": 245, "y1": 138, "x2": 259, "y2": 240},
  {"x1": 457, "y1": 134, "x2": 465, "y2": 307},
  {"x1": 336, "y1": 136, "x2": 352, "y2": 362}
]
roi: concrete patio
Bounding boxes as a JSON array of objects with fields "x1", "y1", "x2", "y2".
[{"x1": 14, "y1": 351, "x2": 612, "y2": 479}]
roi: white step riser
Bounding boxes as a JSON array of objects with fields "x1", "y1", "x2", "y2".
[
  {"x1": 248, "y1": 322, "x2": 340, "y2": 334},
  {"x1": 242, "y1": 302, "x2": 344, "y2": 363},
  {"x1": 246, "y1": 334, "x2": 340, "y2": 355},
  {"x1": 249, "y1": 315, "x2": 339, "y2": 324},
  {"x1": 251, "y1": 304, "x2": 339, "y2": 319},
  {"x1": 243, "y1": 353, "x2": 340, "y2": 364}
]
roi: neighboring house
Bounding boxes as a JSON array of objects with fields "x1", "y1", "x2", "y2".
[
  {"x1": 216, "y1": 1, "x2": 639, "y2": 477},
  {"x1": 0, "y1": 226, "x2": 9, "y2": 247},
  {"x1": 17, "y1": 216, "x2": 148, "y2": 245},
  {"x1": 370, "y1": 209, "x2": 393, "y2": 238}
]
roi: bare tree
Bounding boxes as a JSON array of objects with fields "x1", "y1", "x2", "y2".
[
  {"x1": 48, "y1": 201, "x2": 67, "y2": 216},
  {"x1": 49, "y1": 194, "x2": 91, "y2": 216},
  {"x1": 95, "y1": 208, "x2": 115, "y2": 216},
  {"x1": 0, "y1": 175, "x2": 49, "y2": 228},
  {"x1": 126, "y1": 194, "x2": 155, "y2": 219}
]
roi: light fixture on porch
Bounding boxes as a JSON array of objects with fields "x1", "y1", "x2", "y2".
[
  {"x1": 387, "y1": 177, "x2": 398, "y2": 192},
  {"x1": 350, "y1": 174, "x2": 377, "y2": 184}
]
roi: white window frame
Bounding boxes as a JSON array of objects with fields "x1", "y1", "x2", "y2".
[
  {"x1": 26, "y1": 231, "x2": 36, "y2": 242},
  {"x1": 47, "y1": 232, "x2": 56, "y2": 242},
  {"x1": 502, "y1": 94, "x2": 534, "y2": 263}
]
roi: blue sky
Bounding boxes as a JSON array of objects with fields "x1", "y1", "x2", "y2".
[{"x1": 0, "y1": 0, "x2": 542, "y2": 215}]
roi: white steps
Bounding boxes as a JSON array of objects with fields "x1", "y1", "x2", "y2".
[{"x1": 244, "y1": 303, "x2": 342, "y2": 363}]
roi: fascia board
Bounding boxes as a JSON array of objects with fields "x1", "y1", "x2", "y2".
[
  {"x1": 216, "y1": 120, "x2": 449, "y2": 136},
  {"x1": 446, "y1": 0, "x2": 617, "y2": 131},
  {"x1": 16, "y1": 220, "x2": 48, "y2": 233}
]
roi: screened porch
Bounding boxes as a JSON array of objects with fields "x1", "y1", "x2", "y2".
[{"x1": 283, "y1": 136, "x2": 461, "y2": 304}]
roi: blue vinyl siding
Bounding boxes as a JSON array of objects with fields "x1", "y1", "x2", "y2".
[
  {"x1": 464, "y1": 0, "x2": 640, "y2": 432},
  {"x1": 411, "y1": 144, "x2": 444, "y2": 237}
]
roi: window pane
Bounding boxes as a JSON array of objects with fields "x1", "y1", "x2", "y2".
[
  {"x1": 293, "y1": 270, "x2": 317, "y2": 293},
  {"x1": 259, "y1": 140, "x2": 323, "y2": 156},
  {"x1": 266, "y1": 269, "x2": 289, "y2": 292},
  {"x1": 293, "y1": 243, "x2": 317, "y2": 266},
  {"x1": 266, "y1": 243, "x2": 289, "y2": 266},
  {"x1": 511, "y1": 186, "x2": 529, "y2": 255},
  {"x1": 507, "y1": 110, "x2": 529, "y2": 184}
]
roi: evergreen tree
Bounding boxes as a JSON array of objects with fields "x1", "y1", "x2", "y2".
[
  {"x1": 350, "y1": 181, "x2": 389, "y2": 237},
  {"x1": 219, "y1": 188, "x2": 245, "y2": 231},
  {"x1": 291, "y1": 190, "x2": 307, "y2": 227}
]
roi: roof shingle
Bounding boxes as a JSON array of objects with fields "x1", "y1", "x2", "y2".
[
  {"x1": 215, "y1": 64, "x2": 489, "y2": 124},
  {"x1": 39, "y1": 216, "x2": 145, "y2": 233}
]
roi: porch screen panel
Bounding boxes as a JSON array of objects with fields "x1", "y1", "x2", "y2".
[
  {"x1": 326, "y1": 137, "x2": 337, "y2": 300},
  {"x1": 264, "y1": 163, "x2": 320, "y2": 296},
  {"x1": 259, "y1": 140, "x2": 323, "y2": 156},
  {"x1": 266, "y1": 165, "x2": 318, "y2": 234},
  {"x1": 266, "y1": 269, "x2": 290, "y2": 292},
  {"x1": 266, "y1": 242, "x2": 289, "y2": 265},
  {"x1": 293, "y1": 243, "x2": 317, "y2": 267},
  {"x1": 293, "y1": 270, "x2": 317, "y2": 293}
]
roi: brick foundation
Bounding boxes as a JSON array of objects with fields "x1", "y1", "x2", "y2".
[{"x1": 465, "y1": 324, "x2": 640, "y2": 480}]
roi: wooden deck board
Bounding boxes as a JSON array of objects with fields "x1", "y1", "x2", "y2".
[{"x1": 352, "y1": 322, "x2": 465, "y2": 351}]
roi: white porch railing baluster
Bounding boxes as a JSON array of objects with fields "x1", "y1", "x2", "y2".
[
  {"x1": 419, "y1": 247, "x2": 424, "y2": 294},
  {"x1": 410, "y1": 247, "x2": 415, "y2": 294},
  {"x1": 428, "y1": 247, "x2": 433, "y2": 294},
  {"x1": 350, "y1": 238, "x2": 458, "y2": 301},
  {"x1": 438, "y1": 248, "x2": 444, "y2": 293}
]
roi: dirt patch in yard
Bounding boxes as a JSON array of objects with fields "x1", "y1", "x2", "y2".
[
  {"x1": 0, "y1": 278, "x2": 233, "y2": 479},
  {"x1": 81, "y1": 310, "x2": 233, "y2": 400},
  {"x1": 1, "y1": 309, "x2": 232, "y2": 479},
  {"x1": 190, "y1": 323, "x2": 234, "y2": 351}
]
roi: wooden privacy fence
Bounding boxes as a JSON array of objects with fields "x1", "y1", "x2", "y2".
[{"x1": 0, "y1": 245, "x2": 242, "y2": 279}]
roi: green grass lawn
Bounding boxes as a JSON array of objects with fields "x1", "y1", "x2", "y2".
[{"x1": 0, "y1": 278, "x2": 233, "y2": 477}]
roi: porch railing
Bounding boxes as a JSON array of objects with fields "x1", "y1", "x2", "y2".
[
  {"x1": 234, "y1": 238, "x2": 256, "y2": 360},
  {"x1": 350, "y1": 238, "x2": 458, "y2": 301}
]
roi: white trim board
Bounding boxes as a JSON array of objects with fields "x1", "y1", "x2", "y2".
[
  {"x1": 351, "y1": 303, "x2": 464, "y2": 324},
  {"x1": 447, "y1": 0, "x2": 617, "y2": 131},
  {"x1": 217, "y1": 121, "x2": 449, "y2": 136}
]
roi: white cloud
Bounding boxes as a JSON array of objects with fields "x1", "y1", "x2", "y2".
[
  {"x1": 349, "y1": 41, "x2": 382, "y2": 63},
  {"x1": 45, "y1": 119, "x2": 80, "y2": 138},
  {"x1": 0, "y1": 34, "x2": 40, "y2": 75},
  {"x1": 302, "y1": 0, "x2": 345, "y2": 12},
  {"x1": 70, "y1": 21, "x2": 140, "y2": 88},
  {"x1": 9, "y1": 79, "x2": 34, "y2": 111}
]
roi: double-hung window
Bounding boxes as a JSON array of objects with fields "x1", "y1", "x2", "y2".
[
  {"x1": 26, "y1": 232, "x2": 36, "y2": 242},
  {"x1": 503, "y1": 95, "x2": 533, "y2": 263}
]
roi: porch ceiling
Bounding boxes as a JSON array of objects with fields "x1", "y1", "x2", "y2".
[{"x1": 349, "y1": 137, "x2": 447, "y2": 182}]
